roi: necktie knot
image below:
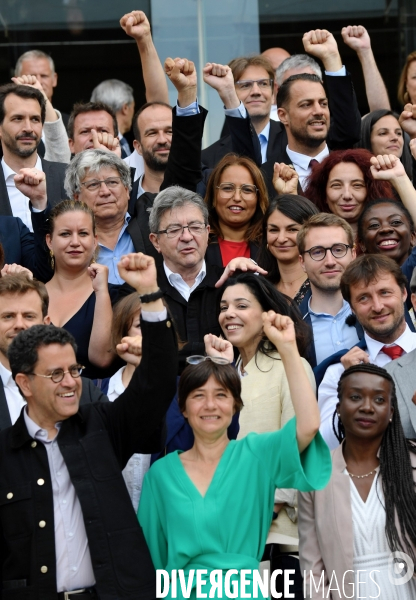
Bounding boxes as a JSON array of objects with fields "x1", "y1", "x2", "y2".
[
  {"x1": 309, "y1": 158, "x2": 319, "y2": 169},
  {"x1": 381, "y1": 344, "x2": 404, "y2": 360}
]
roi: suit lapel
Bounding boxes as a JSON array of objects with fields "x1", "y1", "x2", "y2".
[
  {"x1": 0, "y1": 379, "x2": 12, "y2": 430},
  {"x1": 0, "y1": 164, "x2": 12, "y2": 216}
]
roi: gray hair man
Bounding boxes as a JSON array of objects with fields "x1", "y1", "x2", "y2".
[
  {"x1": 91, "y1": 80, "x2": 135, "y2": 157},
  {"x1": 15, "y1": 50, "x2": 57, "y2": 104}
]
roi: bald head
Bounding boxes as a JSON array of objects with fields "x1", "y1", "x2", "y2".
[{"x1": 261, "y1": 47, "x2": 291, "y2": 71}]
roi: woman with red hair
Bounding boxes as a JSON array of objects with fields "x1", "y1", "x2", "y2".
[{"x1": 303, "y1": 149, "x2": 396, "y2": 237}]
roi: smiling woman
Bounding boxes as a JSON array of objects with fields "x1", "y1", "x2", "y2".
[{"x1": 204, "y1": 154, "x2": 269, "y2": 267}]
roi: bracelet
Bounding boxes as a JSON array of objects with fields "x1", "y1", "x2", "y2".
[{"x1": 139, "y1": 289, "x2": 164, "y2": 303}]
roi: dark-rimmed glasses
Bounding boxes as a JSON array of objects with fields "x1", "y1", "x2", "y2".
[
  {"x1": 303, "y1": 244, "x2": 351, "y2": 261},
  {"x1": 186, "y1": 355, "x2": 230, "y2": 365},
  {"x1": 216, "y1": 183, "x2": 258, "y2": 199},
  {"x1": 81, "y1": 177, "x2": 122, "y2": 192},
  {"x1": 29, "y1": 365, "x2": 85, "y2": 383},
  {"x1": 157, "y1": 223, "x2": 207, "y2": 239},
  {"x1": 235, "y1": 79, "x2": 274, "y2": 91}
]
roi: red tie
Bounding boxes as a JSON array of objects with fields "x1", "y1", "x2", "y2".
[
  {"x1": 309, "y1": 159, "x2": 319, "y2": 169},
  {"x1": 381, "y1": 344, "x2": 404, "y2": 360}
]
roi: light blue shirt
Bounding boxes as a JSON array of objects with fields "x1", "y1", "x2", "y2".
[
  {"x1": 308, "y1": 298, "x2": 360, "y2": 365},
  {"x1": 224, "y1": 102, "x2": 270, "y2": 163},
  {"x1": 97, "y1": 212, "x2": 135, "y2": 285}
]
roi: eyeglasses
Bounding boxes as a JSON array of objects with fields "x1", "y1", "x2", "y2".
[
  {"x1": 235, "y1": 78, "x2": 274, "y2": 91},
  {"x1": 216, "y1": 183, "x2": 258, "y2": 199},
  {"x1": 186, "y1": 355, "x2": 230, "y2": 365},
  {"x1": 157, "y1": 223, "x2": 207, "y2": 239},
  {"x1": 81, "y1": 177, "x2": 122, "y2": 191},
  {"x1": 303, "y1": 244, "x2": 351, "y2": 261},
  {"x1": 29, "y1": 364, "x2": 85, "y2": 383}
]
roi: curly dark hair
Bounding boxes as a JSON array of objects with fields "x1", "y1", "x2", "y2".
[
  {"x1": 9, "y1": 324, "x2": 77, "y2": 381},
  {"x1": 303, "y1": 149, "x2": 395, "y2": 214},
  {"x1": 334, "y1": 363, "x2": 416, "y2": 566},
  {"x1": 219, "y1": 272, "x2": 310, "y2": 359}
]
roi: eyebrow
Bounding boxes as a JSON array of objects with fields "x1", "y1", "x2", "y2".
[
  {"x1": 367, "y1": 213, "x2": 404, "y2": 221},
  {"x1": 220, "y1": 297, "x2": 251, "y2": 303}
]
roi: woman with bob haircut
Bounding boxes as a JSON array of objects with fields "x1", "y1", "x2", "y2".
[
  {"x1": 299, "y1": 363, "x2": 416, "y2": 599},
  {"x1": 138, "y1": 310, "x2": 331, "y2": 600},
  {"x1": 204, "y1": 153, "x2": 269, "y2": 267},
  {"x1": 257, "y1": 194, "x2": 319, "y2": 304}
]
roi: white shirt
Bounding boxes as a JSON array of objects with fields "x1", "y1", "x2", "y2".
[
  {"x1": 286, "y1": 144, "x2": 329, "y2": 190},
  {"x1": 1, "y1": 155, "x2": 42, "y2": 231},
  {"x1": 123, "y1": 150, "x2": 145, "y2": 182},
  {"x1": 318, "y1": 326, "x2": 416, "y2": 449},
  {"x1": 163, "y1": 260, "x2": 206, "y2": 301},
  {"x1": 0, "y1": 361, "x2": 26, "y2": 424}
]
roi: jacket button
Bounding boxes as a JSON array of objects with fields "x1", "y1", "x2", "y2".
[
  {"x1": 166, "y1": 320, "x2": 172, "y2": 328},
  {"x1": 31, "y1": 441, "x2": 37, "y2": 448},
  {"x1": 39, "y1": 520, "x2": 46, "y2": 528},
  {"x1": 37, "y1": 479, "x2": 45, "y2": 486},
  {"x1": 6, "y1": 493, "x2": 13, "y2": 500},
  {"x1": 40, "y1": 566, "x2": 48, "y2": 573}
]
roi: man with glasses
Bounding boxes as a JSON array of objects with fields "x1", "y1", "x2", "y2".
[
  {"x1": 0, "y1": 253, "x2": 178, "y2": 599},
  {"x1": 296, "y1": 213, "x2": 363, "y2": 367},
  {"x1": 0, "y1": 274, "x2": 109, "y2": 432}
]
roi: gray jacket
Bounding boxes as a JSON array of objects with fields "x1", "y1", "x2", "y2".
[{"x1": 385, "y1": 348, "x2": 416, "y2": 437}]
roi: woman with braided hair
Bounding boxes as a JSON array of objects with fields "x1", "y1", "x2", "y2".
[{"x1": 298, "y1": 363, "x2": 416, "y2": 599}]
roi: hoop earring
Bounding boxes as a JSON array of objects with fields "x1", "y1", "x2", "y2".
[{"x1": 49, "y1": 250, "x2": 55, "y2": 270}]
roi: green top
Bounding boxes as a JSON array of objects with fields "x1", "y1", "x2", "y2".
[{"x1": 138, "y1": 417, "x2": 331, "y2": 600}]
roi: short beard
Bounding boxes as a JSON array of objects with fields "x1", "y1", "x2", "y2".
[
  {"x1": 141, "y1": 146, "x2": 169, "y2": 172},
  {"x1": 2, "y1": 136, "x2": 39, "y2": 158},
  {"x1": 363, "y1": 313, "x2": 405, "y2": 341},
  {"x1": 292, "y1": 130, "x2": 327, "y2": 149}
]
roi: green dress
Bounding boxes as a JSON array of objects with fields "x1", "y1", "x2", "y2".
[{"x1": 138, "y1": 417, "x2": 331, "y2": 600}]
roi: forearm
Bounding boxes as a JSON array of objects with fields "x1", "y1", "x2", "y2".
[
  {"x1": 391, "y1": 174, "x2": 416, "y2": 225},
  {"x1": 137, "y1": 37, "x2": 169, "y2": 103},
  {"x1": 357, "y1": 48, "x2": 390, "y2": 111},
  {"x1": 279, "y1": 347, "x2": 320, "y2": 452},
  {"x1": 88, "y1": 289, "x2": 115, "y2": 367},
  {"x1": 43, "y1": 110, "x2": 71, "y2": 163}
]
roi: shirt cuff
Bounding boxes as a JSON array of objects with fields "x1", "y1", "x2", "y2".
[
  {"x1": 141, "y1": 308, "x2": 168, "y2": 322},
  {"x1": 325, "y1": 65, "x2": 346, "y2": 77},
  {"x1": 224, "y1": 101, "x2": 247, "y2": 119},
  {"x1": 176, "y1": 101, "x2": 200, "y2": 116}
]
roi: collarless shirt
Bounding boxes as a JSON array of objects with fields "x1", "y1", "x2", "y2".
[
  {"x1": 97, "y1": 212, "x2": 135, "y2": 284},
  {"x1": 308, "y1": 298, "x2": 360, "y2": 366},
  {"x1": 286, "y1": 145, "x2": 329, "y2": 190},
  {"x1": 2, "y1": 155, "x2": 42, "y2": 231},
  {"x1": 0, "y1": 361, "x2": 26, "y2": 424},
  {"x1": 163, "y1": 260, "x2": 206, "y2": 301},
  {"x1": 23, "y1": 409, "x2": 95, "y2": 593}
]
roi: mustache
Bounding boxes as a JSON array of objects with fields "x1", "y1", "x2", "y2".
[
  {"x1": 16, "y1": 132, "x2": 39, "y2": 140},
  {"x1": 153, "y1": 143, "x2": 171, "y2": 151}
]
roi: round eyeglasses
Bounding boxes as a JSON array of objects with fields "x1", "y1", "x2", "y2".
[
  {"x1": 216, "y1": 183, "x2": 258, "y2": 199},
  {"x1": 29, "y1": 365, "x2": 85, "y2": 383},
  {"x1": 303, "y1": 244, "x2": 351, "y2": 261},
  {"x1": 186, "y1": 355, "x2": 230, "y2": 365}
]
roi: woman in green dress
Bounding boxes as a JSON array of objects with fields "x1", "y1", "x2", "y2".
[{"x1": 138, "y1": 312, "x2": 331, "y2": 600}]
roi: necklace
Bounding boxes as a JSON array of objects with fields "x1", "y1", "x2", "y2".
[
  {"x1": 279, "y1": 274, "x2": 305, "y2": 286},
  {"x1": 346, "y1": 467, "x2": 378, "y2": 479}
]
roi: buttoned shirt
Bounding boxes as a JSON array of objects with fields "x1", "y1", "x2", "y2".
[
  {"x1": 23, "y1": 409, "x2": 95, "y2": 593},
  {"x1": 318, "y1": 325, "x2": 416, "y2": 449},
  {"x1": 97, "y1": 212, "x2": 135, "y2": 284},
  {"x1": 308, "y1": 298, "x2": 360, "y2": 366},
  {"x1": 286, "y1": 145, "x2": 330, "y2": 190},
  {"x1": 0, "y1": 361, "x2": 26, "y2": 424},
  {"x1": 163, "y1": 260, "x2": 206, "y2": 301},
  {"x1": 2, "y1": 155, "x2": 42, "y2": 231}
]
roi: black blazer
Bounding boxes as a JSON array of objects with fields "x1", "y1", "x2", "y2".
[
  {"x1": 0, "y1": 157, "x2": 67, "y2": 217},
  {"x1": 0, "y1": 318, "x2": 177, "y2": 600}
]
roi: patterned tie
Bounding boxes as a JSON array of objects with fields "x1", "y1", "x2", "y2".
[
  {"x1": 309, "y1": 158, "x2": 319, "y2": 169},
  {"x1": 381, "y1": 344, "x2": 404, "y2": 360}
]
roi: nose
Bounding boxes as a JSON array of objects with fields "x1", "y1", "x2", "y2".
[
  {"x1": 371, "y1": 294, "x2": 384, "y2": 313},
  {"x1": 250, "y1": 82, "x2": 262, "y2": 95},
  {"x1": 359, "y1": 395, "x2": 374, "y2": 413},
  {"x1": 276, "y1": 229, "x2": 287, "y2": 243},
  {"x1": 322, "y1": 248, "x2": 336, "y2": 265},
  {"x1": 22, "y1": 117, "x2": 34, "y2": 132},
  {"x1": 98, "y1": 181, "x2": 111, "y2": 195},
  {"x1": 14, "y1": 314, "x2": 27, "y2": 330},
  {"x1": 342, "y1": 185, "x2": 353, "y2": 200},
  {"x1": 179, "y1": 225, "x2": 193, "y2": 241},
  {"x1": 379, "y1": 222, "x2": 394, "y2": 234},
  {"x1": 156, "y1": 130, "x2": 170, "y2": 145},
  {"x1": 69, "y1": 234, "x2": 81, "y2": 246},
  {"x1": 204, "y1": 393, "x2": 217, "y2": 410},
  {"x1": 61, "y1": 371, "x2": 77, "y2": 387}
]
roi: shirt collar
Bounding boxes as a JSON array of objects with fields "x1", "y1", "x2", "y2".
[
  {"x1": 163, "y1": 260, "x2": 206, "y2": 285},
  {"x1": 2, "y1": 155, "x2": 42, "y2": 180},
  {"x1": 258, "y1": 121, "x2": 270, "y2": 141},
  {"x1": 286, "y1": 145, "x2": 329, "y2": 171},
  {"x1": 307, "y1": 297, "x2": 351, "y2": 318},
  {"x1": 364, "y1": 325, "x2": 416, "y2": 361},
  {"x1": 108, "y1": 366, "x2": 126, "y2": 397},
  {"x1": 0, "y1": 361, "x2": 14, "y2": 387},
  {"x1": 23, "y1": 405, "x2": 62, "y2": 442},
  {"x1": 136, "y1": 173, "x2": 146, "y2": 198}
]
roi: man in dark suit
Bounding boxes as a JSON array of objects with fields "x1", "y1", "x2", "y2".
[
  {"x1": 0, "y1": 83, "x2": 66, "y2": 227},
  {"x1": 201, "y1": 29, "x2": 361, "y2": 187},
  {"x1": 0, "y1": 254, "x2": 177, "y2": 599},
  {"x1": 0, "y1": 274, "x2": 107, "y2": 433}
]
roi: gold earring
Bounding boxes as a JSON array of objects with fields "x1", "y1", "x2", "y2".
[
  {"x1": 266, "y1": 243, "x2": 269, "y2": 250},
  {"x1": 49, "y1": 250, "x2": 55, "y2": 270}
]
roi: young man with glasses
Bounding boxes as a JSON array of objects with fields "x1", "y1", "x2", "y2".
[{"x1": 297, "y1": 213, "x2": 363, "y2": 367}]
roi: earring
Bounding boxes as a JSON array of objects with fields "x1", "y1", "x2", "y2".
[
  {"x1": 49, "y1": 250, "x2": 55, "y2": 270},
  {"x1": 266, "y1": 243, "x2": 269, "y2": 250},
  {"x1": 389, "y1": 418, "x2": 392, "y2": 422}
]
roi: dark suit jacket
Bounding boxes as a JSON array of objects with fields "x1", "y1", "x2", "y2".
[
  {"x1": 0, "y1": 157, "x2": 67, "y2": 217},
  {"x1": 0, "y1": 376, "x2": 108, "y2": 432},
  {"x1": 0, "y1": 318, "x2": 177, "y2": 600},
  {"x1": 201, "y1": 73, "x2": 362, "y2": 196}
]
